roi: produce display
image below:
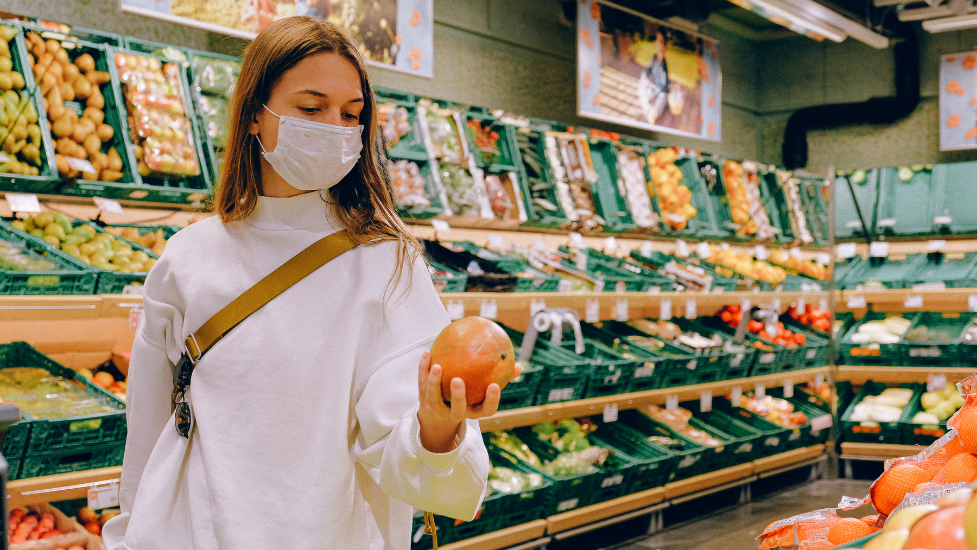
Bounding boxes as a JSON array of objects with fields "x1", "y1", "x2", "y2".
[
  {"x1": 0, "y1": 239, "x2": 57, "y2": 272},
  {"x1": 377, "y1": 103, "x2": 411, "y2": 148},
  {"x1": 424, "y1": 103, "x2": 486, "y2": 217},
  {"x1": 638, "y1": 404, "x2": 723, "y2": 447},
  {"x1": 114, "y1": 52, "x2": 201, "y2": 178},
  {"x1": 466, "y1": 118, "x2": 501, "y2": 166},
  {"x1": 517, "y1": 129, "x2": 567, "y2": 221},
  {"x1": 0, "y1": 366, "x2": 114, "y2": 419},
  {"x1": 787, "y1": 303, "x2": 832, "y2": 333},
  {"x1": 626, "y1": 318, "x2": 726, "y2": 353},
  {"x1": 7, "y1": 509, "x2": 68, "y2": 543},
  {"x1": 719, "y1": 305, "x2": 807, "y2": 349},
  {"x1": 387, "y1": 159, "x2": 430, "y2": 208},
  {"x1": 648, "y1": 148, "x2": 696, "y2": 230},
  {"x1": 544, "y1": 132, "x2": 602, "y2": 232},
  {"x1": 12, "y1": 213, "x2": 155, "y2": 272},
  {"x1": 768, "y1": 249, "x2": 829, "y2": 280},
  {"x1": 428, "y1": 317, "x2": 515, "y2": 406},
  {"x1": 486, "y1": 466, "x2": 543, "y2": 496},
  {"x1": 0, "y1": 26, "x2": 43, "y2": 178},
  {"x1": 191, "y1": 54, "x2": 240, "y2": 170},
  {"x1": 529, "y1": 418, "x2": 611, "y2": 476},
  {"x1": 483, "y1": 172, "x2": 522, "y2": 221},
  {"x1": 778, "y1": 171, "x2": 815, "y2": 245},
  {"x1": 103, "y1": 225, "x2": 168, "y2": 256},
  {"x1": 729, "y1": 393, "x2": 809, "y2": 429},
  {"x1": 615, "y1": 147, "x2": 658, "y2": 229},
  {"x1": 705, "y1": 245, "x2": 788, "y2": 284},
  {"x1": 849, "y1": 316, "x2": 911, "y2": 344},
  {"x1": 913, "y1": 385, "x2": 965, "y2": 425},
  {"x1": 904, "y1": 324, "x2": 954, "y2": 343},
  {"x1": 22, "y1": 30, "x2": 123, "y2": 183},
  {"x1": 849, "y1": 388, "x2": 914, "y2": 424},
  {"x1": 73, "y1": 506, "x2": 119, "y2": 537},
  {"x1": 721, "y1": 160, "x2": 758, "y2": 236}
]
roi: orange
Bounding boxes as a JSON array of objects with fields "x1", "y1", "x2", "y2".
[
  {"x1": 871, "y1": 461, "x2": 934, "y2": 515},
  {"x1": 902, "y1": 505, "x2": 968, "y2": 550},
  {"x1": 931, "y1": 452, "x2": 977, "y2": 485},
  {"x1": 860, "y1": 514, "x2": 881, "y2": 528},
  {"x1": 827, "y1": 517, "x2": 875, "y2": 545},
  {"x1": 922, "y1": 434, "x2": 967, "y2": 473},
  {"x1": 953, "y1": 402, "x2": 977, "y2": 454},
  {"x1": 799, "y1": 541, "x2": 834, "y2": 550},
  {"x1": 429, "y1": 317, "x2": 515, "y2": 406}
]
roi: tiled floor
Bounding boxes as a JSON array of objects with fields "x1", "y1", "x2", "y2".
[{"x1": 612, "y1": 479, "x2": 874, "y2": 550}]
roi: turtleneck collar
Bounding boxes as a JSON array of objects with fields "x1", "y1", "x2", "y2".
[{"x1": 244, "y1": 191, "x2": 339, "y2": 231}]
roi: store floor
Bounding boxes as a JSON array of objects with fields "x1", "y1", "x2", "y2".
[{"x1": 612, "y1": 478, "x2": 873, "y2": 550}]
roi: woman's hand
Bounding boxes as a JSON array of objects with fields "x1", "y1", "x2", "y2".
[{"x1": 416, "y1": 350, "x2": 523, "y2": 454}]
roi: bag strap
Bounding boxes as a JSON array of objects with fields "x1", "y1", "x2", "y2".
[
  {"x1": 424, "y1": 511, "x2": 438, "y2": 549},
  {"x1": 183, "y1": 230, "x2": 356, "y2": 363}
]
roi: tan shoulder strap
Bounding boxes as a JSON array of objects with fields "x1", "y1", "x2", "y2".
[{"x1": 183, "y1": 230, "x2": 356, "y2": 361}]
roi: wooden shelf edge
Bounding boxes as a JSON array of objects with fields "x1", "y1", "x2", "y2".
[
  {"x1": 663, "y1": 463, "x2": 755, "y2": 500},
  {"x1": 7, "y1": 466, "x2": 122, "y2": 508},
  {"x1": 839, "y1": 443, "x2": 925, "y2": 459},
  {"x1": 545, "y1": 487, "x2": 666, "y2": 534},
  {"x1": 439, "y1": 519, "x2": 548, "y2": 550},
  {"x1": 753, "y1": 445, "x2": 826, "y2": 474},
  {"x1": 837, "y1": 366, "x2": 977, "y2": 384}
]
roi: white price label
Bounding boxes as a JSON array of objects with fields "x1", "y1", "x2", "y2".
[
  {"x1": 88, "y1": 483, "x2": 120, "y2": 511},
  {"x1": 570, "y1": 232, "x2": 586, "y2": 248},
  {"x1": 847, "y1": 295, "x2": 866, "y2": 309},
  {"x1": 647, "y1": 286, "x2": 661, "y2": 294},
  {"x1": 479, "y1": 300, "x2": 497, "y2": 319},
  {"x1": 548, "y1": 388, "x2": 574, "y2": 402},
  {"x1": 93, "y1": 196, "x2": 124, "y2": 215},
  {"x1": 934, "y1": 216, "x2": 953, "y2": 225},
  {"x1": 534, "y1": 238, "x2": 547, "y2": 251},
  {"x1": 615, "y1": 299, "x2": 629, "y2": 322},
  {"x1": 814, "y1": 373, "x2": 825, "y2": 388},
  {"x1": 660, "y1": 299, "x2": 672, "y2": 320},
  {"x1": 817, "y1": 252, "x2": 830, "y2": 265},
  {"x1": 731, "y1": 386, "x2": 742, "y2": 406},
  {"x1": 585, "y1": 298, "x2": 600, "y2": 323},
  {"x1": 869, "y1": 241, "x2": 889, "y2": 258},
  {"x1": 904, "y1": 294, "x2": 923, "y2": 308},
  {"x1": 811, "y1": 414, "x2": 833, "y2": 431},
  {"x1": 593, "y1": 279, "x2": 605, "y2": 293},
  {"x1": 700, "y1": 390, "x2": 712, "y2": 412},
  {"x1": 430, "y1": 219, "x2": 452, "y2": 233},
  {"x1": 796, "y1": 297, "x2": 805, "y2": 312},
  {"x1": 819, "y1": 298, "x2": 828, "y2": 313},
  {"x1": 603, "y1": 403, "x2": 618, "y2": 422},
  {"x1": 488, "y1": 234, "x2": 505, "y2": 250},
  {"x1": 575, "y1": 251, "x2": 588, "y2": 271},
  {"x1": 557, "y1": 279, "x2": 573, "y2": 293},
  {"x1": 927, "y1": 240, "x2": 946, "y2": 252},
  {"x1": 530, "y1": 299, "x2": 546, "y2": 316},
  {"x1": 675, "y1": 239, "x2": 689, "y2": 258},
  {"x1": 604, "y1": 236, "x2": 617, "y2": 254},
  {"x1": 685, "y1": 299, "x2": 697, "y2": 319},
  {"x1": 837, "y1": 243, "x2": 857, "y2": 259},
  {"x1": 696, "y1": 241, "x2": 712, "y2": 258},
  {"x1": 129, "y1": 307, "x2": 143, "y2": 330},
  {"x1": 122, "y1": 285, "x2": 143, "y2": 296},
  {"x1": 755, "y1": 383, "x2": 765, "y2": 400},
  {"x1": 446, "y1": 300, "x2": 465, "y2": 320},
  {"x1": 754, "y1": 245, "x2": 768, "y2": 260},
  {"x1": 970, "y1": 294, "x2": 977, "y2": 313},
  {"x1": 772, "y1": 298, "x2": 782, "y2": 312},
  {"x1": 742, "y1": 299, "x2": 751, "y2": 313},
  {"x1": 640, "y1": 241, "x2": 653, "y2": 257},
  {"x1": 784, "y1": 379, "x2": 794, "y2": 398},
  {"x1": 666, "y1": 394, "x2": 678, "y2": 411},
  {"x1": 790, "y1": 247, "x2": 802, "y2": 259},
  {"x1": 5, "y1": 193, "x2": 41, "y2": 213},
  {"x1": 877, "y1": 218, "x2": 897, "y2": 227},
  {"x1": 927, "y1": 374, "x2": 947, "y2": 392},
  {"x1": 66, "y1": 156, "x2": 97, "y2": 174}
]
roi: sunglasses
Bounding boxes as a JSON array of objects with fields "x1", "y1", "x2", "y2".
[{"x1": 171, "y1": 353, "x2": 196, "y2": 439}]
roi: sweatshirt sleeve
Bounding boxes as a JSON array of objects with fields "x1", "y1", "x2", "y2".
[{"x1": 352, "y1": 339, "x2": 490, "y2": 521}]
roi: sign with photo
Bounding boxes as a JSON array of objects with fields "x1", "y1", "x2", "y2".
[
  {"x1": 120, "y1": 0, "x2": 433, "y2": 76},
  {"x1": 940, "y1": 52, "x2": 977, "y2": 150},
  {"x1": 578, "y1": 0, "x2": 722, "y2": 141}
]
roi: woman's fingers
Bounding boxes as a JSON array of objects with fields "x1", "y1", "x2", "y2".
[
  {"x1": 417, "y1": 351, "x2": 431, "y2": 396},
  {"x1": 426, "y1": 363, "x2": 443, "y2": 407},
  {"x1": 512, "y1": 363, "x2": 523, "y2": 380},
  {"x1": 479, "y1": 383, "x2": 501, "y2": 417},
  {"x1": 449, "y1": 378, "x2": 466, "y2": 421}
]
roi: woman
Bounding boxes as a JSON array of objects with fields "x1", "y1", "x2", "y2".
[{"x1": 102, "y1": 16, "x2": 514, "y2": 550}]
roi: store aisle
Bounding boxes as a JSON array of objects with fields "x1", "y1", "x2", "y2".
[{"x1": 614, "y1": 479, "x2": 873, "y2": 550}]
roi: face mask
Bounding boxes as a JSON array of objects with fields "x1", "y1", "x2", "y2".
[{"x1": 256, "y1": 105, "x2": 364, "y2": 191}]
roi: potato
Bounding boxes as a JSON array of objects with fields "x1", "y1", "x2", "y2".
[
  {"x1": 71, "y1": 118, "x2": 95, "y2": 143},
  {"x1": 83, "y1": 133, "x2": 101, "y2": 156},
  {"x1": 64, "y1": 63, "x2": 80, "y2": 84},
  {"x1": 101, "y1": 169, "x2": 123, "y2": 182},
  {"x1": 82, "y1": 107, "x2": 104, "y2": 125},
  {"x1": 75, "y1": 53, "x2": 95, "y2": 73},
  {"x1": 46, "y1": 88, "x2": 65, "y2": 121},
  {"x1": 72, "y1": 141, "x2": 87, "y2": 159},
  {"x1": 87, "y1": 88, "x2": 104, "y2": 109},
  {"x1": 96, "y1": 123, "x2": 113, "y2": 141},
  {"x1": 73, "y1": 77, "x2": 92, "y2": 99},
  {"x1": 52, "y1": 112, "x2": 76, "y2": 139},
  {"x1": 107, "y1": 147, "x2": 123, "y2": 171},
  {"x1": 59, "y1": 82, "x2": 75, "y2": 102}
]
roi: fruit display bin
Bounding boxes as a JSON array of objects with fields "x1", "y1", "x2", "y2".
[
  {"x1": 18, "y1": 439, "x2": 125, "y2": 481},
  {"x1": 575, "y1": 323, "x2": 663, "y2": 393},
  {"x1": 763, "y1": 389, "x2": 832, "y2": 448},
  {"x1": 513, "y1": 121, "x2": 575, "y2": 229},
  {"x1": 837, "y1": 312, "x2": 919, "y2": 366},
  {"x1": 28, "y1": 20, "x2": 124, "y2": 47},
  {"x1": 0, "y1": 25, "x2": 61, "y2": 194},
  {"x1": 497, "y1": 362, "x2": 543, "y2": 411},
  {"x1": 905, "y1": 251, "x2": 977, "y2": 288},
  {"x1": 574, "y1": 248, "x2": 676, "y2": 292},
  {"x1": 584, "y1": 137, "x2": 638, "y2": 233},
  {"x1": 586, "y1": 421, "x2": 676, "y2": 494},
  {"x1": 551, "y1": 337, "x2": 639, "y2": 399},
  {"x1": 682, "y1": 401, "x2": 765, "y2": 465},
  {"x1": 875, "y1": 166, "x2": 938, "y2": 237},
  {"x1": 616, "y1": 409, "x2": 709, "y2": 482},
  {"x1": 936, "y1": 160, "x2": 977, "y2": 235},
  {"x1": 558, "y1": 253, "x2": 654, "y2": 293},
  {"x1": 96, "y1": 222, "x2": 182, "y2": 241},
  {"x1": 778, "y1": 318, "x2": 831, "y2": 370},
  {"x1": 629, "y1": 250, "x2": 741, "y2": 292},
  {"x1": 0, "y1": 220, "x2": 97, "y2": 295},
  {"x1": 687, "y1": 316, "x2": 795, "y2": 377},
  {"x1": 833, "y1": 170, "x2": 878, "y2": 241},
  {"x1": 442, "y1": 240, "x2": 560, "y2": 292},
  {"x1": 796, "y1": 175, "x2": 830, "y2": 245},
  {"x1": 426, "y1": 258, "x2": 467, "y2": 293},
  {"x1": 502, "y1": 325, "x2": 593, "y2": 405},
  {"x1": 898, "y1": 393, "x2": 949, "y2": 447},
  {"x1": 896, "y1": 311, "x2": 975, "y2": 367},
  {"x1": 650, "y1": 151, "x2": 725, "y2": 239},
  {"x1": 624, "y1": 408, "x2": 744, "y2": 473},
  {"x1": 839, "y1": 381, "x2": 923, "y2": 445},
  {"x1": 423, "y1": 239, "x2": 520, "y2": 292},
  {"x1": 757, "y1": 170, "x2": 795, "y2": 243},
  {"x1": 839, "y1": 254, "x2": 926, "y2": 290},
  {"x1": 663, "y1": 317, "x2": 758, "y2": 380},
  {"x1": 713, "y1": 398, "x2": 790, "y2": 458},
  {"x1": 66, "y1": 220, "x2": 158, "y2": 295}
]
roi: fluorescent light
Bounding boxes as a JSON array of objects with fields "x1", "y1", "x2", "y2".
[
  {"x1": 731, "y1": 0, "x2": 848, "y2": 42},
  {"x1": 923, "y1": 13, "x2": 977, "y2": 32},
  {"x1": 780, "y1": 0, "x2": 890, "y2": 49}
]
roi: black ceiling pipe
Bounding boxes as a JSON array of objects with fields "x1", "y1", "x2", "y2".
[{"x1": 782, "y1": 22, "x2": 919, "y2": 169}]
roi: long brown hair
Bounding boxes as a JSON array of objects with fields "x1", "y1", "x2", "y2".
[{"x1": 215, "y1": 16, "x2": 420, "y2": 294}]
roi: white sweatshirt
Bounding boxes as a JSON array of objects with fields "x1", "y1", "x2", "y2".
[{"x1": 101, "y1": 191, "x2": 489, "y2": 550}]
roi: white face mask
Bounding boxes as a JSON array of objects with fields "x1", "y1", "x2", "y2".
[{"x1": 256, "y1": 105, "x2": 364, "y2": 191}]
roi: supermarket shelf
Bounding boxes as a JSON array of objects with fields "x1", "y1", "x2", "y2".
[
  {"x1": 6, "y1": 466, "x2": 122, "y2": 508},
  {"x1": 546, "y1": 487, "x2": 666, "y2": 534},
  {"x1": 837, "y1": 366, "x2": 976, "y2": 384},
  {"x1": 754, "y1": 444, "x2": 827, "y2": 475},
  {"x1": 439, "y1": 520, "x2": 549, "y2": 550},
  {"x1": 844, "y1": 238, "x2": 977, "y2": 256},
  {"x1": 837, "y1": 288, "x2": 977, "y2": 312},
  {"x1": 839, "y1": 443, "x2": 924, "y2": 461},
  {"x1": 663, "y1": 463, "x2": 755, "y2": 500},
  {"x1": 479, "y1": 367, "x2": 831, "y2": 431}
]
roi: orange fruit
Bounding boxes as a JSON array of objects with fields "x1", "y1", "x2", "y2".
[
  {"x1": 871, "y1": 461, "x2": 934, "y2": 515},
  {"x1": 828, "y1": 517, "x2": 875, "y2": 545},
  {"x1": 429, "y1": 317, "x2": 515, "y2": 406},
  {"x1": 954, "y1": 403, "x2": 977, "y2": 454},
  {"x1": 903, "y1": 505, "x2": 968, "y2": 550},
  {"x1": 921, "y1": 435, "x2": 967, "y2": 473},
  {"x1": 860, "y1": 514, "x2": 881, "y2": 528},
  {"x1": 799, "y1": 541, "x2": 833, "y2": 550},
  {"x1": 931, "y1": 452, "x2": 977, "y2": 485}
]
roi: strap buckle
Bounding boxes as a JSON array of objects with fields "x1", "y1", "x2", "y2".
[{"x1": 184, "y1": 333, "x2": 202, "y2": 365}]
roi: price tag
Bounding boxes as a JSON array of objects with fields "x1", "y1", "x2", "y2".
[
  {"x1": 660, "y1": 299, "x2": 671, "y2": 320},
  {"x1": 615, "y1": 299, "x2": 629, "y2": 322},
  {"x1": 557, "y1": 279, "x2": 573, "y2": 293},
  {"x1": 603, "y1": 403, "x2": 618, "y2": 422},
  {"x1": 847, "y1": 295, "x2": 866, "y2": 309},
  {"x1": 877, "y1": 218, "x2": 897, "y2": 227},
  {"x1": 811, "y1": 414, "x2": 833, "y2": 431},
  {"x1": 796, "y1": 297, "x2": 805, "y2": 312},
  {"x1": 784, "y1": 379, "x2": 794, "y2": 398},
  {"x1": 647, "y1": 286, "x2": 661, "y2": 294},
  {"x1": 819, "y1": 298, "x2": 828, "y2": 312},
  {"x1": 129, "y1": 307, "x2": 143, "y2": 330},
  {"x1": 904, "y1": 294, "x2": 923, "y2": 308},
  {"x1": 534, "y1": 238, "x2": 547, "y2": 251},
  {"x1": 93, "y1": 196, "x2": 124, "y2": 215},
  {"x1": 575, "y1": 251, "x2": 588, "y2": 271},
  {"x1": 593, "y1": 279, "x2": 605, "y2": 293},
  {"x1": 970, "y1": 294, "x2": 977, "y2": 313},
  {"x1": 742, "y1": 299, "x2": 751, "y2": 313},
  {"x1": 604, "y1": 236, "x2": 617, "y2": 254},
  {"x1": 548, "y1": 388, "x2": 574, "y2": 402},
  {"x1": 685, "y1": 299, "x2": 697, "y2": 319},
  {"x1": 731, "y1": 386, "x2": 742, "y2": 406},
  {"x1": 666, "y1": 394, "x2": 678, "y2": 411},
  {"x1": 934, "y1": 215, "x2": 953, "y2": 225},
  {"x1": 640, "y1": 241, "x2": 653, "y2": 257},
  {"x1": 5, "y1": 193, "x2": 41, "y2": 213},
  {"x1": 675, "y1": 239, "x2": 689, "y2": 258},
  {"x1": 869, "y1": 241, "x2": 889, "y2": 258},
  {"x1": 430, "y1": 219, "x2": 452, "y2": 234},
  {"x1": 790, "y1": 247, "x2": 802, "y2": 259},
  {"x1": 700, "y1": 390, "x2": 712, "y2": 412},
  {"x1": 570, "y1": 232, "x2": 586, "y2": 248},
  {"x1": 817, "y1": 252, "x2": 830, "y2": 265},
  {"x1": 814, "y1": 373, "x2": 825, "y2": 388},
  {"x1": 479, "y1": 300, "x2": 497, "y2": 319},
  {"x1": 530, "y1": 299, "x2": 546, "y2": 316},
  {"x1": 446, "y1": 300, "x2": 465, "y2": 320},
  {"x1": 772, "y1": 298, "x2": 782, "y2": 312},
  {"x1": 66, "y1": 156, "x2": 97, "y2": 174},
  {"x1": 88, "y1": 482, "x2": 120, "y2": 511},
  {"x1": 754, "y1": 245, "x2": 768, "y2": 260},
  {"x1": 755, "y1": 383, "x2": 765, "y2": 400},
  {"x1": 927, "y1": 240, "x2": 946, "y2": 252},
  {"x1": 927, "y1": 374, "x2": 947, "y2": 392},
  {"x1": 122, "y1": 285, "x2": 143, "y2": 296},
  {"x1": 696, "y1": 241, "x2": 712, "y2": 258},
  {"x1": 586, "y1": 298, "x2": 600, "y2": 323},
  {"x1": 488, "y1": 234, "x2": 505, "y2": 250},
  {"x1": 837, "y1": 243, "x2": 857, "y2": 259}
]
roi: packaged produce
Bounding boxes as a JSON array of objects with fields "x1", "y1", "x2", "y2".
[
  {"x1": 114, "y1": 52, "x2": 201, "y2": 178},
  {"x1": 12, "y1": 214, "x2": 155, "y2": 273},
  {"x1": 0, "y1": 366, "x2": 114, "y2": 419},
  {"x1": 721, "y1": 160, "x2": 758, "y2": 236},
  {"x1": 914, "y1": 385, "x2": 965, "y2": 424},
  {"x1": 739, "y1": 162, "x2": 778, "y2": 240},
  {"x1": 488, "y1": 430, "x2": 542, "y2": 468},
  {"x1": 545, "y1": 133, "x2": 602, "y2": 232},
  {"x1": 191, "y1": 55, "x2": 239, "y2": 97},
  {"x1": 197, "y1": 95, "x2": 228, "y2": 148},
  {"x1": 705, "y1": 245, "x2": 787, "y2": 284},
  {"x1": 850, "y1": 315, "x2": 912, "y2": 344},
  {"x1": 487, "y1": 466, "x2": 543, "y2": 496},
  {"x1": 729, "y1": 393, "x2": 809, "y2": 428},
  {"x1": 719, "y1": 304, "x2": 807, "y2": 349},
  {"x1": 377, "y1": 103, "x2": 411, "y2": 149},
  {"x1": 850, "y1": 388, "x2": 914, "y2": 423},
  {"x1": 530, "y1": 419, "x2": 612, "y2": 476},
  {"x1": 387, "y1": 159, "x2": 430, "y2": 208},
  {"x1": 637, "y1": 404, "x2": 723, "y2": 447},
  {"x1": 0, "y1": 239, "x2": 57, "y2": 272},
  {"x1": 647, "y1": 147, "x2": 696, "y2": 230},
  {"x1": 466, "y1": 118, "x2": 501, "y2": 166},
  {"x1": 777, "y1": 170, "x2": 815, "y2": 244},
  {"x1": 0, "y1": 26, "x2": 44, "y2": 178},
  {"x1": 757, "y1": 509, "x2": 881, "y2": 550},
  {"x1": 615, "y1": 148, "x2": 658, "y2": 229}
]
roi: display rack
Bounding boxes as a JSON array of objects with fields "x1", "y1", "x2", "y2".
[{"x1": 837, "y1": 366, "x2": 975, "y2": 385}]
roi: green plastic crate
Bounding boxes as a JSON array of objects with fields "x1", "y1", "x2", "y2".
[
  {"x1": 899, "y1": 393, "x2": 949, "y2": 448},
  {"x1": 573, "y1": 248, "x2": 676, "y2": 292},
  {"x1": 185, "y1": 48, "x2": 243, "y2": 183},
  {"x1": 498, "y1": 362, "x2": 543, "y2": 411},
  {"x1": 27, "y1": 21, "x2": 123, "y2": 46},
  {"x1": 757, "y1": 170, "x2": 795, "y2": 243},
  {"x1": 838, "y1": 254, "x2": 926, "y2": 290},
  {"x1": 840, "y1": 381, "x2": 922, "y2": 445},
  {"x1": 796, "y1": 176, "x2": 830, "y2": 245},
  {"x1": 482, "y1": 460, "x2": 554, "y2": 532},
  {"x1": 713, "y1": 398, "x2": 789, "y2": 458},
  {"x1": 66, "y1": 220, "x2": 158, "y2": 295},
  {"x1": 587, "y1": 421, "x2": 676, "y2": 493},
  {"x1": 562, "y1": 339, "x2": 639, "y2": 399},
  {"x1": 585, "y1": 138, "x2": 638, "y2": 233},
  {"x1": 906, "y1": 252, "x2": 977, "y2": 288},
  {"x1": 833, "y1": 257, "x2": 864, "y2": 290},
  {"x1": 936, "y1": 161, "x2": 977, "y2": 235},
  {"x1": 501, "y1": 326, "x2": 592, "y2": 405},
  {"x1": 98, "y1": 222, "x2": 181, "y2": 241},
  {"x1": 686, "y1": 317, "x2": 792, "y2": 377},
  {"x1": 779, "y1": 318, "x2": 831, "y2": 370},
  {"x1": 647, "y1": 150, "x2": 725, "y2": 239},
  {"x1": 410, "y1": 510, "x2": 445, "y2": 550},
  {"x1": 834, "y1": 170, "x2": 878, "y2": 240},
  {"x1": 875, "y1": 167, "x2": 937, "y2": 237},
  {"x1": 559, "y1": 254, "x2": 653, "y2": 293},
  {"x1": 0, "y1": 220, "x2": 97, "y2": 295},
  {"x1": 425, "y1": 258, "x2": 467, "y2": 293},
  {"x1": 898, "y1": 311, "x2": 975, "y2": 367},
  {"x1": 575, "y1": 325, "x2": 662, "y2": 393},
  {"x1": 682, "y1": 401, "x2": 765, "y2": 465},
  {"x1": 764, "y1": 389, "x2": 833, "y2": 448},
  {"x1": 629, "y1": 250, "x2": 740, "y2": 292},
  {"x1": 446, "y1": 241, "x2": 560, "y2": 292},
  {"x1": 0, "y1": 26, "x2": 60, "y2": 194},
  {"x1": 616, "y1": 410, "x2": 708, "y2": 482},
  {"x1": 17, "y1": 439, "x2": 124, "y2": 481},
  {"x1": 837, "y1": 312, "x2": 919, "y2": 366},
  {"x1": 661, "y1": 317, "x2": 758, "y2": 380}
]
